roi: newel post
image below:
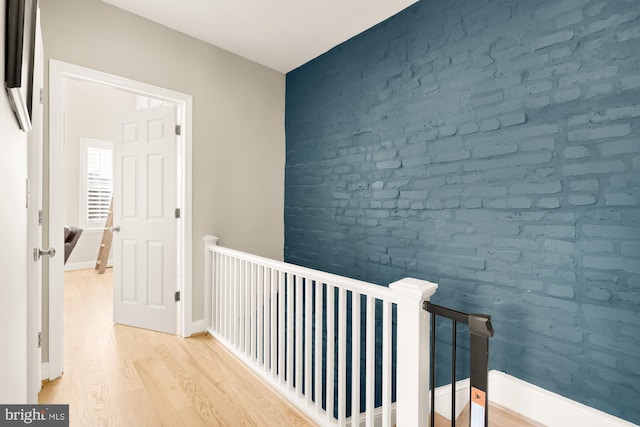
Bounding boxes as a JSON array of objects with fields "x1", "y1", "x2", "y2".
[
  {"x1": 203, "y1": 235, "x2": 219, "y2": 331},
  {"x1": 389, "y1": 277, "x2": 438, "y2": 427}
]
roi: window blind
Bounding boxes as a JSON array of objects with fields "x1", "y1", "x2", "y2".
[{"x1": 86, "y1": 146, "x2": 112, "y2": 224}]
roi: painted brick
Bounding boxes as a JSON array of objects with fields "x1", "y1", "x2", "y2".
[
  {"x1": 525, "y1": 95, "x2": 551, "y2": 108},
  {"x1": 523, "y1": 225, "x2": 576, "y2": 238},
  {"x1": 618, "y1": 25, "x2": 640, "y2": 42},
  {"x1": 433, "y1": 150, "x2": 471, "y2": 163},
  {"x1": 582, "y1": 305, "x2": 640, "y2": 326},
  {"x1": 621, "y1": 242, "x2": 640, "y2": 257},
  {"x1": 605, "y1": 193, "x2": 637, "y2": 206},
  {"x1": 581, "y1": 10, "x2": 640, "y2": 37},
  {"x1": 585, "y1": 82, "x2": 614, "y2": 99},
  {"x1": 568, "y1": 194, "x2": 597, "y2": 206},
  {"x1": 459, "y1": 122, "x2": 479, "y2": 135},
  {"x1": 544, "y1": 239, "x2": 575, "y2": 253},
  {"x1": 536, "y1": 198, "x2": 560, "y2": 209},
  {"x1": 373, "y1": 149, "x2": 398, "y2": 161},
  {"x1": 569, "y1": 179, "x2": 599, "y2": 192},
  {"x1": 567, "y1": 124, "x2": 632, "y2": 142},
  {"x1": 621, "y1": 75, "x2": 640, "y2": 91},
  {"x1": 583, "y1": 256, "x2": 640, "y2": 274},
  {"x1": 563, "y1": 146, "x2": 590, "y2": 159},
  {"x1": 582, "y1": 240, "x2": 614, "y2": 253},
  {"x1": 553, "y1": 87, "x2": 581, "y2": 103},
  {"x1": 373, "y1": 189, "x2": 399, "y2": 199},
  {"x1": 583, "y1": 225, "x2": 640, "y2": 239},
  {"x1": 439, "y1": 125, "x2": 457, "y2": 137},
  {"x1": 600, "y1": 139, "x2": 640, "y2": 156},
  {"x1": 586, "y1": 288, "x2": 613, "y2": 302},
  {"x1": 376, "y1": 160, "x2": 401, "y2": 169},
  {"x1": 534, "y1": 0, "x2": 589, "y2": 21},
  {"x1": 519, "y1": 137, "x2": 555, "y2": 152},
  {"x1": 511, "y1": 181, "x2": 562, "y2": 195},
  {"x1": 472, "y1": 142, "x2": 518, "y2": 158},
  {"x1": 501, "y1": 111, "x2": 527, "y2": 128},
  {"x1": 534, "y1": 30, "x2": 574, "y2": 50},
  {"x1": 546, "y1": 283, "x2": 575, "y2": 298},
  {"x1": 480, "y1": 118, "x2": 500, "y2": 132},
  {"x1": 561, "y1": 160, "x2": 626, "y2": 176}
]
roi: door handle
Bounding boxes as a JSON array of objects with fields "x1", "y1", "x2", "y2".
[
  {"x1": 34, "y1": 247, "x2": 56, "y2": 261},
  {"x1": 109, "y1": 225, "x2": 120, "y2": 233}
]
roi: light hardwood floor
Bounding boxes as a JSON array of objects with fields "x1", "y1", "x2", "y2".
[{"x1": 39, "y1": 269, "x2": 316, "y2": 427}]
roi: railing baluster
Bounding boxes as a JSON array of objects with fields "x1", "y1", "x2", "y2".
[
  {"x1": 258, "y1": 266, "x2": 265, "y2": 366},
  {"x1": 337, "y1": 287, "x2": 347, "y2": 426},
  {"x1": 382, "y1": 300, "x2": 392, "y2": 427},
  {"x1": 351, "y1": 291, "x2": 361, "y2": 426},
  {"x1": 305, "y1": 278, "x2": 313, "y2": 405},
  {"x1": 315, "y1": 281, "x2": 323, "y2": 412},
  {"x1": 296, "y1": 275, "x2": 303, "y2": 397},
  {"x1": 243, "y1": 261, "x2": 249, "y2": 355},
  {"x1": 431, "y1": 312, "x2": 436, "y2": 427},
  {"x1": 326, "y1": 284, "x2": 335, "y2": 420},
  {"x1": 278, "y1": 271, "x2": 286, "y2": 385},
  {"x1": 365, "y1": 296, "x2": 375, "y2": 427},
  {"x1": 264, "y1": 267, "x2": 271, "y2": 372},
  {"x1": 231, "y1": 258, "x2": 240, "y2": 347},
  {"x1": 287, "y1": 273, "x2": 294, "y2": 390},
  {"x1": 224, "y1": 254, "x2": 230, "y2": 340},
  {"x1": 452, "y1": 319, "x2": 457, "y2": 427},
  {"x1": 271, "y1": 268, "x2": 278, "y2": 377},
  {"x1": 242, "y1": 260, "x2": 248, "y2": 353}
]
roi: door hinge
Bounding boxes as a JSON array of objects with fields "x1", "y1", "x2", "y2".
[
  {"x1": 38, "y1": 332, "x2": 41, "y2": 348},
  {"x1": 175, "y1": 208, "x2": 181, "y2": 219},
  {"x1": 38, "y1": 210, "x2": 43, "y2": 225},
  {"x1": 39, "y1": 88, "x2": 44, "y2": 105},
  {"x1": 175, "y1": 124, "x2": 181, "y2": 136},
  {"x1": 174, "y1": 291, "x2": 181, "y2": 302}
]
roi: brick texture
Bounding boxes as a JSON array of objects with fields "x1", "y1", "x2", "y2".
[{"x1": 285, "y1": 0, "x2": 640, "y2": 423}]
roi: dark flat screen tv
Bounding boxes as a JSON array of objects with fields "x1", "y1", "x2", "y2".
[{"x1": 5, "y1": 0, "x2": 34, "y2": 131}]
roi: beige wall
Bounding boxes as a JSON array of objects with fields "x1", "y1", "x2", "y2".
[
  {"x1": 0, "y1": 0, "x2": 28, "y2": 401},
  {"x1": 63, "y1": 79, "x2": 137, "y2": 267},
  {"x1": 40, "y1": 0, "x2": 285, "y2": 356}
]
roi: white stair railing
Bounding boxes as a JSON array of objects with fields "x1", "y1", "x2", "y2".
[{"x1": 203, "y1": 235, "x2": 437, "y2": 426}]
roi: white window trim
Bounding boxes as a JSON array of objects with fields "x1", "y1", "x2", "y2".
[{"x1": 79, "y1": 137, "x2": 113, "y2": 230}]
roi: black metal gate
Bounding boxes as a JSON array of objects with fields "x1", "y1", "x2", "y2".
[{"x1": 423, "y1": 302, "x2": 494, "y2": 427}]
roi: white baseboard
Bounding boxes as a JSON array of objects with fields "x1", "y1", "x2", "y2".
[
  {"x1": 489, "y1": 371, "x2": 638, "y2": 427},
  {"x1": 433, "y1": 371, "x2": 637, "y2": 427},
  {"x1": 433, "y1": 377, "x2": 471, "y2": 420},
  {"x1": 41, "y1": 362, "x2": 49, "y2": 381},
  {"x1": 64, "y1": 259, "x2": 112, "y2": 271}
]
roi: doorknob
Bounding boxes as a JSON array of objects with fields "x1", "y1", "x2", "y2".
[
  {"x1": 109, "y1": 225, "x2": 120, "y2": 233},
  {"x1": 34, "y1": 247, "x2": 56, "y2": 261}
]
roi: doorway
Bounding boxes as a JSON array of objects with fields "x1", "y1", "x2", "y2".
[{"x1": 48, "y1": 60, "x2": 193, "y2": 381}]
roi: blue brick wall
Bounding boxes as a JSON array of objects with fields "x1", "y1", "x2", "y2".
[{"x1": 284, "y1": 0, "x2": 640, "y2": 423}]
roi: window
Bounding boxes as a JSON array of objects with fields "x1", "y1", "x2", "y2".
[{"x1": 80, "y1": 138, "x2": 113, "y2": 229}]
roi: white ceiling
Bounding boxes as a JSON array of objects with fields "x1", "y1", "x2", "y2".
[{"x1": 101, "y1": 0, "x2": 418, "y2": 73}]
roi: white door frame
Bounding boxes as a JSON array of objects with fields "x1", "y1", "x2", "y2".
[
  {"x1": 27, "y1": 6, "x2": 44, "y2": 402},
  {"x1": 48, "y1": 59, "x2": 193, "y2": 380}
]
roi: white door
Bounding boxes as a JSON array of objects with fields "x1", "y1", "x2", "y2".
[
  {"x1": 27, "y1": 7, "x2": 44, "y2": 403},
  {"x1": 113, "y1": 105, "x2": 178, "y2": 334}
]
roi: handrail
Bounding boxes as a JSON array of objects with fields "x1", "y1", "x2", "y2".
[{"x1": 206, "y1": 242, "x2": 399, "y2": 303}]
